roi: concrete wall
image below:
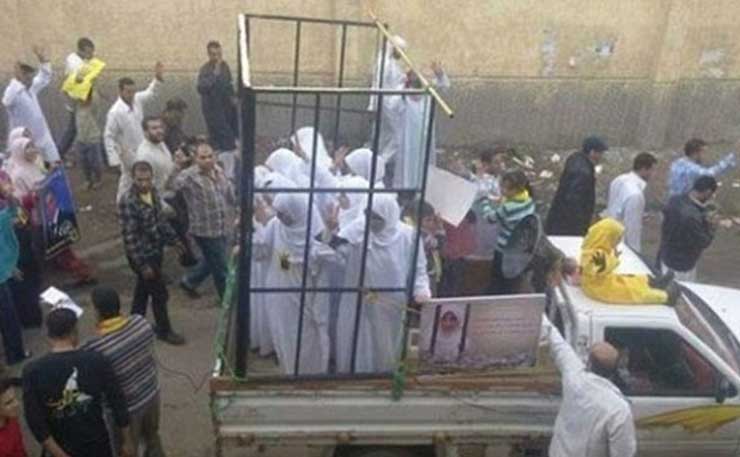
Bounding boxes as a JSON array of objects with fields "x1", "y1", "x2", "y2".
[{"x1": 2, "y1": 0, "x2": 740, "y2": 150}]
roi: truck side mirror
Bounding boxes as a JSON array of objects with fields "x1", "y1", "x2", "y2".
[{"x1": 715, "y1": 378, "x2": 732, "y2": 404}]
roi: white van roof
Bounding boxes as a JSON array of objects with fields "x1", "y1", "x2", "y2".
[{"x1": 548, "y1": 236, "x2": 679, "y2": 323}]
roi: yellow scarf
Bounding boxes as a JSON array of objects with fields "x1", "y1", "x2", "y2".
[
  {"x1": 98, "y1": 316, "x2": 129, "y2": 336},
  {"x1": 505, "y1": 189, "x2": 530, "y2": 203},
  {"x1": 139, "y1": 192, "x2": 153, "y2": 206}
]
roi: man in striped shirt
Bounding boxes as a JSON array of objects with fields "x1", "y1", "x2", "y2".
[{"x1": 85, "y1": 286, "x2": 166, "y2": 457}]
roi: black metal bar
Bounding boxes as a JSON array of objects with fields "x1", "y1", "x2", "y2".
[
  {"x1": 349, "y1": 57, "x2": 386, "y2": 373},
  {"x1": 244, "y1": 13, "x2": 375, "y2": 28},
  {"x1": 429, "y1": 305, "x2": 441, "y2": 356},
  {"x1": 398, "y1": 99, "x2": 437, "y2": 365},
  {"x1": 332, "y1": 24, "x2": 348, "y2": 148},
  {"x1": 459, "y1": 302, "x2": 472, "y2": 354},
  {"x1": 377, "y1": 34, "x2": 388, "y2": 91},
  {"x1": 235, "y1": 370, "x2": 399, "y2": 384},
  {"x1": 234, "y1": 88, "x2": 257, "y2": 378},
  {"x1": 256, "y1": 100, "x2": 370, "y2": 116},
  {"x1": 251, "y1": 286, "x2": 408, "y2": 293},
  {"x1": 254, "y1": 187, "x2": 420, "y2": 194},
  {"x1": 252, "y1": 87, "x2": 425, "y2": 96},
  {"x1": 293, "y1": 94, "x2": 322, "y2": 376},
  {"x1": 290, "y1": 21, "x2": 302, "y2": 134}
]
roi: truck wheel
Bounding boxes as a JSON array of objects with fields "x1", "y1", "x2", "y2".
[{"x1": 336, "y1": 445, "x2": 430, "y2": 457}]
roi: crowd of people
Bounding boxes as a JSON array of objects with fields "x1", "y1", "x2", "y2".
[{"x1": 0, "y1": 32, "x2": 737, "y2": 457}]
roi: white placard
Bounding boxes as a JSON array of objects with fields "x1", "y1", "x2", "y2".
[
  {"x1": 40, "y1": 287, "x2": 84, "y2": 317},
  {"x1": 424, "y1": 166, "x2": 478, "y2": 227},
  {"x1": 419, "y1": 294, "x2": 546, "y2": 371}
]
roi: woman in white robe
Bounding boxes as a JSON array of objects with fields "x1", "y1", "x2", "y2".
[
  {"x1": 290, "y1": 126, "x2": 340, "y2": 220},
  {"x1": 344, "y1": 148, "x2": 386, "y2": 187},
  {"x1": 265, "y1": 147, "x2": 301, "y2": 179},
  {"x1": 251, "y1": 171, "x2": 298, "y2": 357},
  {"x1": 253, "y1": 191, "x2": 331, "y2": 375},
  {"x1": 336, "y1": 193, "x2": 431, "y2": 373},
  {"x1": 248, "y1": 165, "x2": 277, "y2": 355}
]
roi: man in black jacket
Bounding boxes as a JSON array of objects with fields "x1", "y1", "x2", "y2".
[
  {"x1": 197, "y1": 41, "x2": 238, "y2": 179},
  {"x1": 118, "y1": 161, "x2": 185, "y2": 345},
  {"x1": 658, "y1": 176, "x2": 717, "y2": 281},
  {"x1": 545, "y1": 136, "x2": 608, "y2": 236}
]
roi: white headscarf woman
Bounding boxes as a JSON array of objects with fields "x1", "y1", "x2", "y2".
[
  {"x1": 248, "y1": 164, "x2": 277, "y2": 354},
  {"x1": 265, "y1": 148, "x2": 301, "y2": 180},
  {"x1": 291, "y1": 126, "x2": 332, "y2": 169},
  {"x1": 336, "y1": 193, "x2": 430, "y2": 373},
  {"x1": 6, "y1": 138, "x2": 45, "y2": 200},
  {"x1": 337, "y1": 176, "x2": 369, "y2": 231},
  {"x1": 345, "y1": 148, "x2": 386, "y2": 185},
  {"x1": 253, "y1": 191, "x2": 330, "y2": 374}
]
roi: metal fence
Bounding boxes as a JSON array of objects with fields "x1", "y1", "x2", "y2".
[{"x1": 228, "y1": 13, "x2": 453, "y2": 379}]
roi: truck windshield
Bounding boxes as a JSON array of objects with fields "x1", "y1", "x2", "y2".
[{"x1": 674, "y1": 290, "x2": 740, "y2": 377}]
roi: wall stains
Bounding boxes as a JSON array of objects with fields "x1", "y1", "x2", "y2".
[
  {"x1": 699, "y1": 48, "x2": 727, "y2": 79},
  {"x1": 541, "y1": 30, "x2": 558, "y2": 77}
]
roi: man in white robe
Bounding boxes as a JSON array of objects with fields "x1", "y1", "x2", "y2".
[
  {"x1": 395, "y1": 62, "x2": 450, "y2": 189},
  {"x1": 2, "y1": 46, "x2": 60, "y2": 163},
  {"x1": 368, "y1": 36, "x2": 408, "y2": 168},
  {"x1": 135, "y1": 116, "x2": 175, "y2": 195},
  {"x1": 336, "y1": 194, "x2": 431, "y2": 373},
  {"x1": 104, "y1": 62, "x2": 164, "y2": 202}
]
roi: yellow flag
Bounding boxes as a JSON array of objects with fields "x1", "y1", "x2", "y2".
[{"x1": 61, "y1": 58, "x2": 106, "y2": 101}]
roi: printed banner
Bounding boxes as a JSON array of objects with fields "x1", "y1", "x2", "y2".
[
  {"x1": 38, "y1": 168, "x2": 80, "y2": 259},
  {"x1": 419, "y1": 294, "x2": 546, "y2": 371}
]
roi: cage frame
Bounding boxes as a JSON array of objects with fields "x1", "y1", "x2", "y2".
[{"x1": 227, "y1": 12, "x2": 453, "y2": 380}]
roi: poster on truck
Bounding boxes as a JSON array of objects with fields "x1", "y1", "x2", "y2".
[
  {"x1": 38, "y1": 168, "x2": 80, "y2": 259},
  {"x1": 419, "y1": 294, "x2": 546, "y2": 371}
]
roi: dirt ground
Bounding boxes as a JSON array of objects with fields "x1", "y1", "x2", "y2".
[{"x1": 4, "y1": 141, "x2": 740, "y2": 457}]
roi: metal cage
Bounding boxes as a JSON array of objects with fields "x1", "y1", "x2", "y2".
[{"x1": 222, "y1": 12, "x2": 454, "y2": 380}]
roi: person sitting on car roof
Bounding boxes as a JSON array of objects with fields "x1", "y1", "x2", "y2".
[{"x1": 580, "y1": 218, "x2": 678, "y2": 305}]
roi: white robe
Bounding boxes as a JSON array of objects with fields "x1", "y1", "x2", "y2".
[
  {"x1": 135, "y1": 139, "x2": 175, "y2": 194},
  {"x1": 368, "y1": 37, "x2": 408, "y2": 162},
  {"x1": 103, "y1": 79, "x2": 160, "y2": 201},
  {"x1": 253, "y1": 193, "x2": 330, "y2": 375},
  {"x1": 336, "y1": 195, "x2": 430, "y2": 373},
  {"x1": 395, "y1": 72, "x2": 451, "y2": 189},
  {"x1": 2, "y1": 63, "x2": 60, "y2": 163}
]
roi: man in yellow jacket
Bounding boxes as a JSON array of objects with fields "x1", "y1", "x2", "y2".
[{"x1": 580, "y1": 218, "x2": 678, "y2": 305}]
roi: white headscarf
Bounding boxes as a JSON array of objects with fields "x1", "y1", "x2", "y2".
[
  {"x1": 7, "y1": 127, "x2": 28, "y2": 147},
  {"x1": 254, "y1": 165, "x2": 271, "y2": 188},
  {"x1": 6, "y1": 138, "x2": 45, "y2": 200},
  {"x1": 291, "y1": 127, "x2": 332, "y2": 169},
  {"x1": 345, "y1": 148, "x2": 385, "y2": 184},
  {"x1": 272, "y1": 192, "x2": 325, "y2": 255},
  {"x1": 261, "y1": 171, "x2": 296, "y2": 204},
  {"x1": 370, "y1": 193, "x2": 401, "y2": 246},
  {"x1": 338, "y1": 176, "x2": 369, "y2": 229},
  {"x1": 265, "y1": 148, "x2": 300, "y2": 179}
]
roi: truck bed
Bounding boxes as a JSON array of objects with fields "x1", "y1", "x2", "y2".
[{"x1": 211, "y1": 364, "x2": 560, "y2": 449}]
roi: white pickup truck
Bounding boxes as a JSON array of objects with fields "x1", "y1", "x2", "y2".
[{"x1": 210, "y1": 236, "x2": 740, "y2": 457}]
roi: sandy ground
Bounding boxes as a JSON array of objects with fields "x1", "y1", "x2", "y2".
[{"x1": 3, "y1": 142, "x2": 740, "y2": 457}]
